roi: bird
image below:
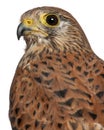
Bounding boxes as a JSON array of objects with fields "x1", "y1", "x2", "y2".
[{"x1": 9, "y1": 6, "x2": 104, "y2": 130}]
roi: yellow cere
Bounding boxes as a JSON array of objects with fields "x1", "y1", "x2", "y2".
[
  {"x1": 40, "y1": 13, "x2": 60, "y2": 27},
  {"x1": 23, "y1": 19, "x2": 34, "y2": 26}
]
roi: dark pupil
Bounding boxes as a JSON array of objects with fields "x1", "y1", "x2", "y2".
[{"x1": 46, "y1": 15, "x2": 58, "y2": 26}]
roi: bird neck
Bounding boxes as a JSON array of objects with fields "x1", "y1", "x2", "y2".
[{"x1": 18, "y1": 38, "x2": 93, "y2": 68}]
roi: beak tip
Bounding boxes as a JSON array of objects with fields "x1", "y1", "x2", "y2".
[
  {"x1": 17, "y1": 33, "x2": 21, "y2": 40},
  {"x1": 17, "y1": 23, "x2": 23, "y2": 40},
  {"x1": 17, "y1": 22, "x2": 31, "y2": 40}
]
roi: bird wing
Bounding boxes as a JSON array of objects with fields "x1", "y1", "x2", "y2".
[{"x1": 9, "y1": 51, "x2": 104, "y2": 130}]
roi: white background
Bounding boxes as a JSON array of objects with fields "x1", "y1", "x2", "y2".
[{"x1": 0, "y1": 0, "x2": 104, "y2": 129}]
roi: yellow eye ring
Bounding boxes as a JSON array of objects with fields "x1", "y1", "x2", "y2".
[{"x1": 40, "y1": 13, "x2": 60, "y2": 27}]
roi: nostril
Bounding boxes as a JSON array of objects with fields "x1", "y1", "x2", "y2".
[
  {"x1": 23, "y1": 19, "x2": 34, "y2": 26},
  {"x1": 27, "y1": 20, "x2": 32, "y2": 25}
]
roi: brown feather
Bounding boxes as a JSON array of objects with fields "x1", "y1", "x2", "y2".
[{"x1": 9, "y1": 6, "x2": 104, "y2": 130}]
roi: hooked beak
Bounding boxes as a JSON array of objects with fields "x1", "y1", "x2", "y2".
[
  {"x1": 17, "y1": 22, "x2": 48, "y2": 40},
  {"x1": 17, "y1": 23, "x2": 31, "y2": 40}
]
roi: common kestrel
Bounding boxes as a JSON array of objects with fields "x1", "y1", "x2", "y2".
[{"x1": 9, "y1": 7, "x2": 104, "y2": 130}]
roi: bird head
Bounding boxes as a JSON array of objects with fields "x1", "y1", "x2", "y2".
[{"x1": 17, "y1": 7, "x2": 91, "y2": 51}]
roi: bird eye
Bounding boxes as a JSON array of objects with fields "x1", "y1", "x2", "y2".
[
  {"x1": 46, "y1": 15, "x2": 59, "y2": 26},
  {"x1": 40, "y1": 13, "x2": 60, "y2": 27}
]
